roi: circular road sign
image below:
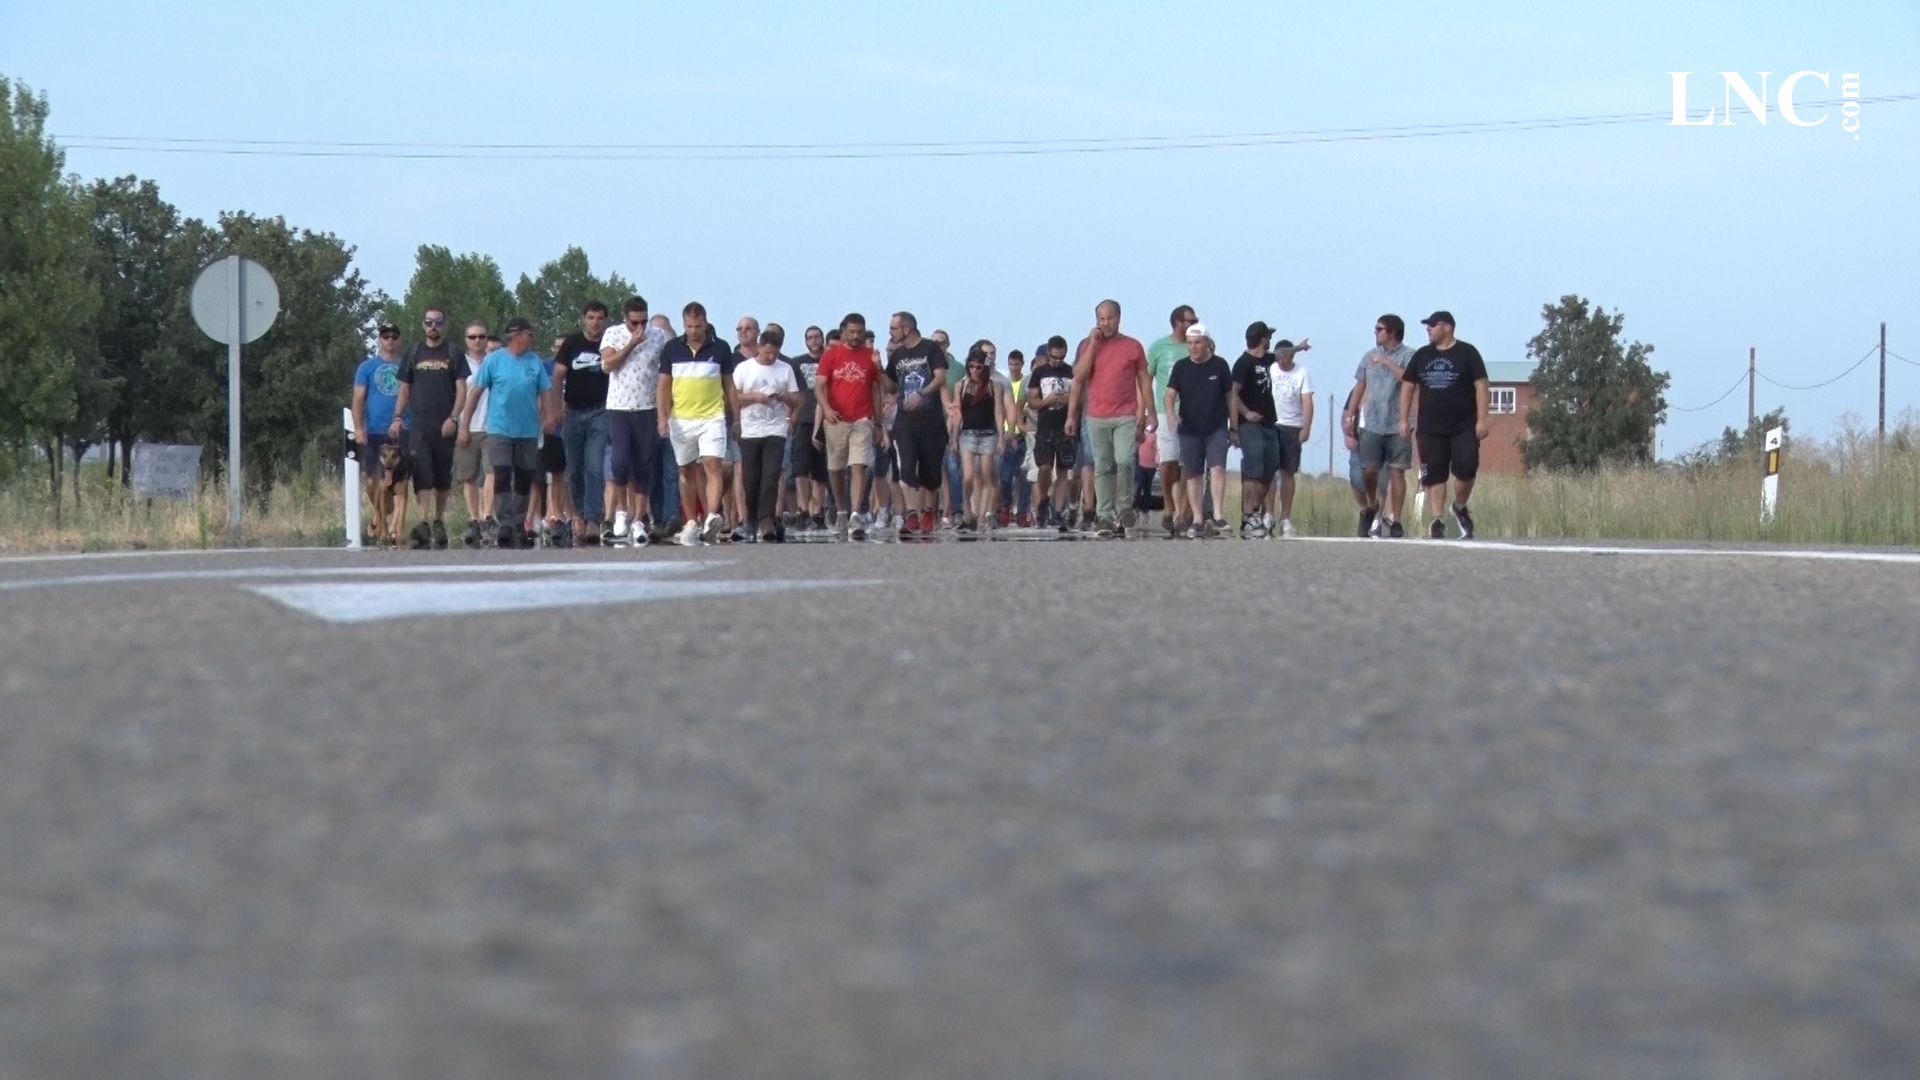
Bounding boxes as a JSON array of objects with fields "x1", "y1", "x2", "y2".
[{"x1": 190, "y1": 256, "x2": 281, "y2": 345}]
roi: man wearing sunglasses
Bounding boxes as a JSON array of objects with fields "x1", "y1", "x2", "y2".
[
  {"x1": 455, "y1": 321, "x2": 493, "y2": 543},
  {"x1": 390, "y1": 307, "x2": 469, "y2": 548},
  {"x1": 351, "y1": 322, "x2": 410, "y2": 543}
]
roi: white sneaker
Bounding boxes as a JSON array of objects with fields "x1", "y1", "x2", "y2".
[
  {"x1": 1262, "y1": 511, "x2": 1277, "y2": 532},
  {"x1": 611, "y1": 510, "x2": 629, "y2": 540},
  {"x1": 1280, "y1": 518, "x2": 1297, "y2": 539},
  {"x1": 1367, "y1": 515, "x2": 1383, "y2": 539},
  {"x1": 677, "y1": 519, "x2": 703, "y2": 546},
  {"x1": 701, "y1": 512, "x2": 724, "y2": 544}
]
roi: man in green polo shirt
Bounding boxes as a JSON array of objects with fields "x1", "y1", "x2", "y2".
[{"x1": 1147, "y1": 304, "x2": 1197, "y2": 538}]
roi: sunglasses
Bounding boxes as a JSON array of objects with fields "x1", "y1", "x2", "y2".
[
  {"x1": 378, "y1": 331, "x2": 399, "y2": 339},
  {"x1": 465, "y1": 333, "x2": 486, "y2": 340},
  {"x1": 1374, "y1": 326, "x2": 1387, "y2": 332},
  {"x1": 423, "y1": 317, "x2": 446, "y2": 326}
]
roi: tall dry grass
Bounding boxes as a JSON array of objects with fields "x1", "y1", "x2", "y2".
[{"x1": 3, "y1": 433, "x2": 1917, "y2": 552}]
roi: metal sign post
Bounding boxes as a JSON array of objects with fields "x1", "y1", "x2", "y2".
[{"x1": 190, "y1": 256, "x2": 280, "y2": 545}]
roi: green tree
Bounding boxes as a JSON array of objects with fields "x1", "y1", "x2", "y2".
[
  {"x1": 1672, "y1": 408, "x2": 1790, "y2": 472},
  {"x1": 88, "y1": 175, "x2": 200, "y2": 484},
  {"x1": 0, "y1": 77, "x2": 103, "y2": 519},
  {"x1": 512, "y1": 246, "x2": 636, "y2": 345},
  {"x1": 1522, "y1": 295, "x2": 1669, "y2": 470},
  {"x1": 383, "y1": 244, "x2": 515, "y2": 345}
]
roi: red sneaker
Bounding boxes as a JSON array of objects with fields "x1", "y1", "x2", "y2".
[{"x1": 997, "y1": 508, "x2": 1011, "y2": 527}]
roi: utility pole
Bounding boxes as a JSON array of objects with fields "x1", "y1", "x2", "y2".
[
  {"x1": 1748, "y1": 345, "x2": 1757, "y2": 466},
  {"x1": 1879, "y1": 321, "x2": 1888, "y2": 456}
]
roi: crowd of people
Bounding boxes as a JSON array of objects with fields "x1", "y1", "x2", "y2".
[{"x1": 348, "y1": 299, "x2": 1493, "y2": 548}]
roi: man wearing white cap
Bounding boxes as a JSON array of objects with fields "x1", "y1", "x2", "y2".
[{"x1": 1164, "y1": 323, "x2": 1233, "y2": 538}]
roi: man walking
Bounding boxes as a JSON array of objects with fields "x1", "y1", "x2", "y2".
[
  {"x1": 1348, "y1": 313, "x2": 1415, "y2": 537},
  {"x1": 551, "y1": 301, "x2": 611, "y2": 543},
  {"x1": 351, "y1": 322, "x2": 408, "y2": 544},
  {"x1": 599, "y1": 295, "x2": 670, "y2": 545},
  {"x1": 997, "y1": 348, "x2": 1030, "y2": 524},
  {"x1": 390, "y1": 307, "x2": 469, "y2": 549},
  {"x1": 1066, "y1": 300, "x2": 1155, "y2": 536},
  {"x1": 734, "y1": 330, "x2": 806, "y2": 541},
  {"x1": 1229, "y1": 321, "x2": 1283, "y2": 540},
  {"x1": 885, "y1": 311, "x2": 951, "y2": 537},
  {"x1": 816, "y1": 313, "x2": 885, "y2": 541},
  {"x1": 1025, "y1": 336, "x2": 1075, "y2": 528},
  {"x1": 454, "y1": 320, "x2": 494, "y2": 543},
  {"x1": 788, "y1": 325, "x2": 830, "y2": 531},
  {"x1": 658, "y1": 302, "x2": 735, "y2": 545},
  {"x1": 459, "y1": 317, "x2": 552, "y2": 549},
  {"x1": 1399, "y1": 310, "x2": 1489, "y2": 539},
  {"x1": 1267, "y1": 335, "x2": 1314, "y2": 538},
  {"x1": 1148, "y1": 305, "x2": 1197, "y2": 538},
  {"x1": 1166, "y1": 324, "x2": 1232, "y2": 539}
]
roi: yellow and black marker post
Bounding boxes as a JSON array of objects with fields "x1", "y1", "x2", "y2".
[{"x1": 1761, "y1": 426, "x2": 1783, "y2": 522}]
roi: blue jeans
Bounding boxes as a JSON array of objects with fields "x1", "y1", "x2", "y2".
[
  {"x1": 563, "y1": 408, "x2": 608, "y2": 523},
  {"x1": 945, "y1": 446, "x2": 965, "y2": 514},
  {"x1": 998, "y1": 435, "x2": 1030, "y2": 515},
  {"x1": 652, "y1": 438, "x2": 681, "y2": 523}
]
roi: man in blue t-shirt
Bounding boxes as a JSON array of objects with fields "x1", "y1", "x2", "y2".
[
  {"x1": 351, "y1": 322, "x2": 409, "y2": 539},
  {"x1": 459, "y1": 317, "x2": 553, "y2": 548}
]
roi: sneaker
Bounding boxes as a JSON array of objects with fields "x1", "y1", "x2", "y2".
[
  {"x1": 1453, "y1": 503, "x2": 1475, "y2": 540},
  {"x1": 1430, "y1": 517, "x2": 1447, "y2": 540},
  {"x1": 431, "y1": 519, "x2": 449, "y2": 549},
  {"x1": 552, "y1": 519, "x2": 575, "y2": 548},
  {"x1": 462, "y1": 519, "x2": 484, "y2": 548},
  {"x1": 1280, "y1": 518, "x2": 1296, "y2": 540},
  {"x1": 1388, "y1": 518, "x2": 1405, "y2": 539},
  {"x1": 1186, "y1": 522, "x2": 1204, "y2": 540},
  {"x1": 957, "y1": 515, "x2": 975, "y2": 534},
  {"x1": 409, "y1": 522, "x2": 432, "y2": 550},
  {"x1": 498, "y1": 521, "x2": 520, "y2": 548},
  {"x1": 599, "y1": 521, "x2": 618, "y2": 546},
  {"x1": 612, "y1": 511, "x2": 630, "y2": 540},
  {"x1": 850, "y1": 512, "x2": 869, "y2": 542},
  {"x1": 631, "y1": 520, "x2": 651, "y2": 547},
  {"x1": 811, "y1": 513, "x2": 828, "y2": 532},
  {"x1": 1164, "y1": 514, "x2": 1181, "y2": 540},
  {"x1": 730, "y1": 524, "x2": 752, "y2": 544},
  {"x1": 678, "y1": 519, "x2": 705, "y2": 546},
  {"x1": 701, "y1": 513, "x2": 724, "y2": 544},
  {"x1": 1358, "y1": 507, "x2": 1377, "y2": 539},
  {"x1": 1262, "y1": 511, "x2": 1277, "y2": 533},
  {"x1": 1240, "y1": 518, "x2": 1257, "y2": 540}
]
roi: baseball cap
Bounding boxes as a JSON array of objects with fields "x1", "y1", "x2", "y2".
[
  {"x1": 1421, "y1": 310, "x2": 1456, "y2": 327},
  {"x1": 376, "y1": 321, "x2": 399, "y2": 334},
  {"x1": 502, "y1": 317, "x2": 535, "y2": 335},
  {"x1": 1185, "y1": 322, "x2": 1208, "y2": 339},
  {"x1": 1245, "y1": 320, "x2": 1275, "y2": 346}
]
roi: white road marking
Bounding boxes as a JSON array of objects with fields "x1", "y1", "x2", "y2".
[
  {"x1": 0, "y1": 561, "x2": 729, "y2": 591},
  {"x1": 252, "y1": 577, "x2": 885, "y2": 623},
  {"x1": 1294, "y1": 536, "x2": 1920, "y2": 564},
  {"x1": 0, "y1": 547, "x2": 337, "y2": 566}
]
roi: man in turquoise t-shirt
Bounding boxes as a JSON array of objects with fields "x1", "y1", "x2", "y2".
[
  {"x1": 351, "y1": 323, "x2": 409, "y2": 537},
  {"x1": 459, "y1": 317, "x2": 553, "y2": 547},
  {"x1": 1147, "y1": 304, "x2": 1197, "y2": 537}
]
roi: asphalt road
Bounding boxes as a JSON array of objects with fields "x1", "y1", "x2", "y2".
[{"x1": 3, "y1": 538, "x2": 1918, "y2": 1079}]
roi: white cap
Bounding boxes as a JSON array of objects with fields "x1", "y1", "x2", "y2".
[{"x1": 1185, "y1": 322, "x2": 1207, "y2": 339}]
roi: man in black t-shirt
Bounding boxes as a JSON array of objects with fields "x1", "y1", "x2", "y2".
[
  {"x1": 883, "y1": 310, "x2": 951, "y2": 537},
  {"x1": 1166, "y1": 324, "x2": 1233, "y2": 538},
  {"x1": 1025, "y1": 337, "x2": 1074, "y2": 528},
  {"x1": 1230, "y1": 321, "x2": 1282, "y2": 539},
  {"x1": 788, "y1": 325, "x2": 829, "y2": 528},
  {"x1": 390, "y1": 306, "x2": 469, "y2": 548},
  {"x1": 552, "y1": 300, "x2": 611, "y2": 542},
  {"x1": 1398, "y1": 310, "x2": 1489, "y2": 539}
]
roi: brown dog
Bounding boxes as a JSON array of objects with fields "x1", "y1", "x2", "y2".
[{"x1": 371, "y1": 440, "x2": 412, "y2": 547}]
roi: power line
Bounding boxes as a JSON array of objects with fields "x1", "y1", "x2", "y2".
[
  {"x1": 56, "y1": 92, "x2": 1920, "y2": 162},
  {"x1": 1889, "y1": 348, "x2": 1920, "y2": 368},
  {"x1": 1670, "y1": 372, "x2": 1749, "y2": 413},
  {"x1": 1755, "y1": 344, "x2": 1880, "y2": 391}
]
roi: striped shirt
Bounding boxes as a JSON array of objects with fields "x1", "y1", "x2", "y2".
[{"x1": 659, "y1": 335, "x2": 731, "y2": 421}]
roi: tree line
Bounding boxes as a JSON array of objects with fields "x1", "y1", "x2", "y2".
[
  {"x1": 7, "y1": 74, "x2": 1742, "y2": 522},
  {"x1": 0, "y1": 77, "x2": 634, "y2": 519}
]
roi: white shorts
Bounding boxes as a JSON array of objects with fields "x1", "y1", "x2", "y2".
[
  {"x1": 670, "y1": 416, "x2": 727, "y2": 466},
  {"x1": 1156, "y1": 424, "x2": 1181, "y2": 464}
]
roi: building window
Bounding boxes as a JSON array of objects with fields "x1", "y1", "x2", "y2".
[{"x1": 1489, "y1": 387, "x2": 1517, "y2": 415}]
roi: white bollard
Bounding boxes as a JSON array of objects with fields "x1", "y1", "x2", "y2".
[
  {"x1": 343, "y1": 406, "x2": 362, "y2": 549},
  {"x1": 1761, "y1": 426, "x2": 1783, "y2": 522}
]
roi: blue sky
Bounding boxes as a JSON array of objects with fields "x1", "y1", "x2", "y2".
[{"x1": 4, "y1": 0, "x2": 1915, "y2": 461}]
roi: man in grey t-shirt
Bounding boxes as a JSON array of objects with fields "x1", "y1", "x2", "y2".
[{"x1": 1345, "y1": 313, "x2": 1415, "y2": 538}]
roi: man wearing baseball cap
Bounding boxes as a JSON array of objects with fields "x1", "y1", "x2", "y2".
[
  {"x1": 459, "y1": 317, "x2": 553, "y2": 548},
  {"x1": 1398, "y1": 310, "x2": 1489, "y2": 539},
  {"x1": 1165, "y1": 322, "x2": 1233, "y2": 538}
]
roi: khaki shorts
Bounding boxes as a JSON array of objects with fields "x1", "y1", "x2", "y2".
[
  {"x1": 824, "y1": 419, "x2": 874, "y2": 471},
  {"x1": 453, "y1": 437, "x2": 486, "y2": 484}
]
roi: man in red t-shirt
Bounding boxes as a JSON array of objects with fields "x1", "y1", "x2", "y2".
[
  {"x1": 1066, "y1": 299, "x2": 1156, "y2": 533},
  {"x1": 815, "y1": 312, "x2": 887, "y2": 540}
]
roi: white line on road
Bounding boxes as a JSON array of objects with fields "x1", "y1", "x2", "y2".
[
  {"x1": 0, "y1": 561, "x2": 731, "y2": 592},
  {"x1": 252, "y1": 577, "x2": 886, "y2": 623},
  {"x1": 1295, "y1": 537, "x2": 1920, "y2": 564}
]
